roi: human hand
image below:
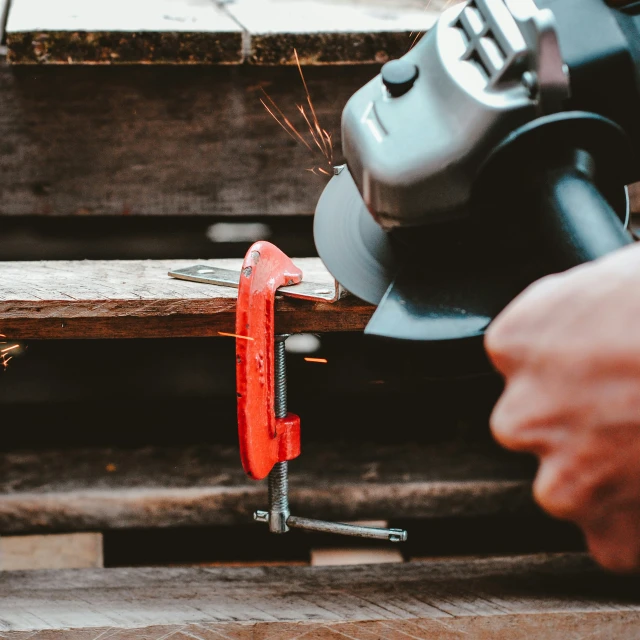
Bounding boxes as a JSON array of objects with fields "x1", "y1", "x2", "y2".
[{"x1": 485, "y1": 242, "x2": 640, "y2": 572}]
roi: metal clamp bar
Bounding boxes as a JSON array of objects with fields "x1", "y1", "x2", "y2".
[
  {"x1": 287, "y1": 516, "x2": 408, "y2": 542},
  {"x1": 254, "y1": 510, "x2": 408, "y2": 543}
]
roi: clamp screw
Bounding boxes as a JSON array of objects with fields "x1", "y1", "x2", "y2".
[
  {"x1": 253, "y1": 335, "x2": 408, "y2": 543},
  {"x1": 522, "y1": 71, "x2": 538, "y2": 98}
]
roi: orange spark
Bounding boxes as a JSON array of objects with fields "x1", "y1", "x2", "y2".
[
  {"x1": 306, "y1": 167, "x2": 332, "y2": 177},
  {"x1": 408, "y1": 0, "x2": 446, "y2": 52},
  {"x1": 2, "y1": 356, "x2": 13, "y2": 370},
  {"x1": 304, "y1": 357, "x2": 328, "y2": 364},
  {"x1": 260, "y1": 93, "x2": 313, "y2": 152},
  {"x1": 1, "y1": 344, "x2": 19, "y2": 354},
  {"x1": 106, "y1": 463, "x2": 117, "y2": 472},
  {"x1": 218, "y1": 332, "x2": 254, "y2": 341},
  {"x1": 294, "y1": 49, "x2": 333, "y2": 165},
  {"x1": 259, "y1": 49, "x2": 333, "y2": 171}
]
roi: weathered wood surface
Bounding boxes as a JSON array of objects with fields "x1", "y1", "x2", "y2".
[
  {"x1": 1, "y1": 554, "x2": 639, "y2": 638},
  {"x1": 5, "y1": 0, "x2": 442, "y2": 65},
  {"x1": 0, "y1": 532, "x2": 103, "y2": 570},
  {"x1": 0, "y1": 258, "x2": 375, "y2": 338},
  {"x1": 0, "y1": 64, "x2": 370, "y2": 216},
  {"x1": 5, "y1": 0, "x2": 243, "y2": 64},
  {"x1": 227, "y1": 0, "x2": 439, "y2": 65},
  {"x1": 0, "y1": 442, "x2": 535, "y2": 534}
]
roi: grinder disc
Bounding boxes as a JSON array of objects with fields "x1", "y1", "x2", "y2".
[{"x1": 313, "y1": 166, "x2": 397, "y2": 305}]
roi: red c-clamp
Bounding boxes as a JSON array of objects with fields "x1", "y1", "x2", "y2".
[
  {"x1": 233, "y1": 241, "x2": 407, "y2": 542},
  {"x1": 168, "y1": 243, "x2": 406, "y2": 540},
  {"x1": 235, "y1": 241, "x2": 302, "y2": 480}
]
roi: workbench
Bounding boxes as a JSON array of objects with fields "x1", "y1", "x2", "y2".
[{"x1": 1, "y1": 1, "x2": 640, "y2": 637}]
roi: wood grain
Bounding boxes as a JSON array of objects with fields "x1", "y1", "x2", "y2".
[
  {"x1": 0, "y1": 553, "x2": 638, "y2": 638},
  {"x1": 6, "y1": 0, "x2": 243, "y2": 64},
  {"x1": 0, "y1": 441, "x2": 535, "y2": 533},
  {"x1": 0, "y1": 64, "x2": 370, "y2": 216},
  {"x1": 225, "y1": 0, "x2": 440, "y2": 65},
  {"x1": 0, "y1": 258, "x2": 375, "y2": 338},
  {"x1": 5, "y1": 0, "x2": 445, "y2": 65},
  {"x1": 0, "y1": 532, "x2": 103, "y2": 570}
]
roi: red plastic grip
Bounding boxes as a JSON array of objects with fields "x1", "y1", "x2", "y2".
[{"x1": 235, "y1": 241, "x2": 302, "y2": 480}]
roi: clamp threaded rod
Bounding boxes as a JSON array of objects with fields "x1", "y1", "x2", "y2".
[{"x1": 268, "y1": 336, "x2": 290, "y2": 533}]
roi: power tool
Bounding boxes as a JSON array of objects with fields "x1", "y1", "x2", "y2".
[{"x1": 314, "y1": 0, "x2": 639, "y2": 359}]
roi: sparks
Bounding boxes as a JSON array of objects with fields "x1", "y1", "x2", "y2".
[
  {"x1": 304, "y1": 357, "x2": 328, "y2": 364},
  {"x1": 306, "y1": 167, "x2": 332, "y2": 177},
  {"x1": 260, "y1": 48, "x2": 334, "y2": 171},
  {"x1": 408, "y1": 0, "x2": 450, "y2": 52},
  {"x1": 0, "y1": 344, "x2": 19, "y2": 354},
  {"x1": 218, "y1": 332, "x2": 255, "y2": 341},
  {"x1": 1, "y1": 356, "x2": 12, "y2": 370}
]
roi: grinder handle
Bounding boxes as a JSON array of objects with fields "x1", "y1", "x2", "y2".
[{"x1": 535, "y1": 158, "x2": 633, "y2": 268}]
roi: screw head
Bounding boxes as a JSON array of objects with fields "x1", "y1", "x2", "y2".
[{"x1": 522, "y1": 71, "x2": 538, "y2": 98}]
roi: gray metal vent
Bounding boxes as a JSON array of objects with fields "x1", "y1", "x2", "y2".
[{"x1": 453, "y1": 0, "x2": 530, "y2": 87}]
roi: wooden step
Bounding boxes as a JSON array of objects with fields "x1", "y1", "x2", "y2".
[
  {"x1": 0, "y1": 441, "x2": 535, "y2": 534},
  {"x1": 5, "y1": 0, "x2": 442, "y2": 65},
  {"x1": 0, "y1": 258, "x2": 374, "y2": 339},
  {"x1": 0, "y1": 553, "x2": 638, "y2": 638}
]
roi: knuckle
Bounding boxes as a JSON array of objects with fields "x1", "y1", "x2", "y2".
[
  {"x1": 533, "y1": 462, "x2": 589, "y2": 521},
  {"x1": 489, "y1": 378, "x2": 550, "y2": 453},
  {"x1": 586, "y1": 535, "x2": 640, "y2": 574}
]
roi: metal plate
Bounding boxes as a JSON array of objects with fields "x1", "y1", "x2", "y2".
[
  {"x1": 169, "y1": 265, "x2": 345, "y2": 303},
  {"x1": 313, "y1": 166, "x2": 397, "y2": 305}
]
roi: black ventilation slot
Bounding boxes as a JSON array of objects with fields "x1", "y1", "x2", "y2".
[{"x1": 467, "y1": 49, "x2": 490, "y2": 79}]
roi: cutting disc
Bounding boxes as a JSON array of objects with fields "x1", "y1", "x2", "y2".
[{"x1": 313, "y1": 166, "x2": 397, "y2": 305}]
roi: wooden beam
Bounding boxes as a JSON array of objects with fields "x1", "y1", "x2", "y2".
[
  {"x1": 0, "y1": 442, "x2": 535, "y2": 534},
  {"x1": 0, "y1": 532, "x2": 103, "y2": 570},
  {"x1": 0, "y1": 258, "x2": 375, "y2": 339},
  {"x1": 225, "y1": 0, "x2": 440, "y2": 65},
  {"x1": 5, "y1": 0, "x2": 244, "y2": 64},
  {"x1": 0, "y1": 64, "x2": 368, "y2": 217},
  {"x1": 5, "y1": 0, "x2": 445, "y2": 65},
  {"x1": 0, "y1": 554, "x2": 638, "y2": 638}
]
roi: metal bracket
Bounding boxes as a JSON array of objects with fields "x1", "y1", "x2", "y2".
[{"x1": 169, "y1": 265, "x2": 346, "y2": 303}]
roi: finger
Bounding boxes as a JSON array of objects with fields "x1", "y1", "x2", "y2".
[
  {"x1": 533, "y1": 455, "x2": 588, "y2": 521},
  {"x1": 584, "y1": 510, "x2": 640, "y2": 574},
  {"x1": 490, "y1": 377, "x2": 559, "y2": 455},
  {"x1": 485, "y1": 275, "x2": 564, "y2": 376}
]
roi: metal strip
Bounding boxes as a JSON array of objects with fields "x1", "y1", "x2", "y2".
[{"x1": 169, "y1": 265, "x2": 345, "y2": 303}]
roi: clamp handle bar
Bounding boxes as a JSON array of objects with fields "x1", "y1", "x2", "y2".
[{"x1": 255, "y1": 511, "x2": 408, "y2": 543}]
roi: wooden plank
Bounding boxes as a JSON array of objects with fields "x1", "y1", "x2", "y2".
[
  {"x1": 0, "y1": 533, "x2": 103, "y2": 570},
  {"x1": 0, "y1": 554, "x2": 638, "y2": 638},
  {"x1": 0, "y1": 64, "x2": 367, "y2": 216},
  {"x1": 310, "y1": 546, "x2": 404, "y2": 566},
  {"x1": 0, "y1": 442, "x2": 535, "y2": 534},
  {"x1": 0, "y1": 258, "x2": 374, "y2": 339},
  {"x1": 5, "y1": 0, "x2": 243, "y2": 64},
  {"x1": 225, "y1": 0, "x2": 441, "y2": 65},
  {"x1": 4, "y1": 0, "x2": 444, "y2": 65}
]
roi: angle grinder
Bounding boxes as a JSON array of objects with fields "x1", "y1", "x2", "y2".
[{"x1": 314, "y1": 0, "x2": 640, "y2": 372}]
